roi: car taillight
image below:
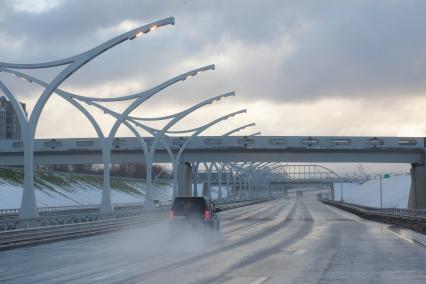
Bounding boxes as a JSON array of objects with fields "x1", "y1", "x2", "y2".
[
  {"x1": 204, "y1": 210, "x2": 211, "y2": 222},
  {"x1": 169, "y1": 210, "x2": 174, "y2": 220}
]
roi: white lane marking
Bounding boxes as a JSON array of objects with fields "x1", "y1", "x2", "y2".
[
  {"x1": 388, "y1": 229, "x2": 416, "y2": 245},
  {"x1": 0, "y1": 268, "x2": 8, "y2": 273},
  {"x1": 280, "y1": 249, "x2": 306, "y2": 255},
  {"x1": 251, "y1": 276, "x2": 269, "y2": 284},
  {"x1": 302, "y1": 236, "x2": 317, "y2": 240},
  {"x1": 90, "y1": 269, "x2": 127, "y2": 281},
  {"x1": 293, "y1": 249, "x2": 306, "y2": 255}
]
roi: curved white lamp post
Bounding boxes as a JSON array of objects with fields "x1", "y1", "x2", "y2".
[
  {"x1": 223, "y1": 162, "x2": 247, "y2": 198},
  {"x1": 118, "y1": 108, "x2": 246, "y2": 203},
  {"x1": 192, "y1": 162, "x2": 200, "y2": 197},
  {"x1": 250, "y1": 163, "x2": 281, "y2": 197},
  {"x1": 247, "y1": 132, "x2": 262, "y2": 137},
  {"x1": 217, "y1": 124, "x2": 259, "y2": 199},
  {"x1": 203, "y1": 162, "x2": 221, "y2": 200},
  {"x1": 248, "y1": 162, "x2": 279, "y2": 197},
  {"x1": 77, "y1": 65, "x2": 215, "y2": 211},
  {"x1": 216, "y1": 162, "x2": 235, "y2": 200},
  {"x1": 85, "y1": 91, "x2": 235, "y2": 208},
  {"x1": 0, "y1": 17, "x2": 175, "y2": 218},
  {"x1": 232, "y1": 162, "x2": 274, "y2": 198},
  {"x1": 167, "y1": 109, "x2": 247, "y2": 200},
  {"x1": 222, "y1": 123, "x2": 256, "y2": 136},
  {"x1": 222, "y1": 162, "x2": 242, "y2": 198},
  {"x1": 1, "y1": 63, "x2": 215, "y2": 212},
  {"x1": 217, "y1": 162, "x2": 240, "y2": 200},
  {"x1": 0, "y1": 69, "x2": 106, "y2": 142}
]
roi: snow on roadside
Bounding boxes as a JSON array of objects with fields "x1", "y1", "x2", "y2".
[
  {"x1": 334, "y1": 174, "x2": 411, "y2": 208},
  {"x1": 0, "y1": 169, "x2": 173, "y2": 209}
]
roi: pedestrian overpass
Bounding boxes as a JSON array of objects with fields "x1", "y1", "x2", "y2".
[{"x1": 0, "y1": 135, "x2": 425, "y2": 212}]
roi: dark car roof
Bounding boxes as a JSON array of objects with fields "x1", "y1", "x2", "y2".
[
  {"x1": 172, "y1": 197, "x2": 210, "y2": 213},
  {"x1": 173, "y1": 197, "x2": 210, "y2": 202}
]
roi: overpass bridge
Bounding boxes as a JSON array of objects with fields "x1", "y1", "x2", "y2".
[
  {"x1": 0, "y1": 135, "x2": 425, "y2": 212},
  {"x1": 0, "y1": 136, "x2": 423, "y2": 164}
]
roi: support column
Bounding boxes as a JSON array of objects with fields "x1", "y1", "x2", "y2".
[
  {"x1": 20, "y1": 135, "x2": 39, "y2": 219},
  {"x1": 225, "y1": 171, "x2": 230, "y2": 200},
  {"x1": 283, "y1": 187, "x2": 288, "y2": 198},
  {"x1": 330, "y1": 183, "x2": 335, "y2": 200},
  {"x1": 218, "y1": 170, "x2": 223, "y2": 201},
  {"x1": 177, "y1": 162, "x2": 192, "y2": 197},
  {"x1": 101, "y1": 145, "x2": 114, "y2": 213},
  {"x1": 237, "y1": 176, "x2": 243, "y2": 199},
  {"x1": 206, "y1": 165, "x2": 212, "y2": 199},
  {"x1": 202, "y1": 182, "x2": 208, "y2": 197},
  {"x1": 192, "y1": 162, "x2": 199, "y2": 197},
  {"x1": 408, "y1": 163, "x2": 426, "y2": 209},
  {"x1": 248, "y1": 180, "x2": 253, "y2": 198}
]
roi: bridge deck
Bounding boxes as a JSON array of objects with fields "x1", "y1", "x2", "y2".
[{"x1": 0, "y1": 136, "x2": 424, "y2": 164}]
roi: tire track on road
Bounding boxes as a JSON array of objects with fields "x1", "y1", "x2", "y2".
[
  {"x1": 220, "y1": 200, "x2": 285, "y2": 229},
  {"x1": 201, "y1": 199, "x2": 314, "y2": 284},
  {"x1": 222, "y1": 201, "x2": 289, "y2": 236},
  {"x1": 118, "y1": 200, "x2": 299, "y2": 283},
  {"x1": 27, "y1": 200, "x2": 293, "y2": 284},
  {"x1": 0, "y1": 201, "x2": 284, "y2": 283}
]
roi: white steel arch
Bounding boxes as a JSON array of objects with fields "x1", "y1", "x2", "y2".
[
  {"x1": 83, "y1": 92, "x2": 240, "y2": 207},
  {"x1": 0, "y1": 17, "x2": 175, "y2": 218},
  {"x1": 222, "y1": 123, "x2": 256, "y2": 136},
  {"x1": 1, "y1": 60, "x2": 216, "y2": 212}
]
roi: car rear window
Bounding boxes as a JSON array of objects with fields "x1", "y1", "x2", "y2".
[{"x1": 172, "y1": 197, "x2": 208, "y2": 215}]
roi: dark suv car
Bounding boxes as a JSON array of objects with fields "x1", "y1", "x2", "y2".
[{"x1": 169, "y1": 197, "x2": 220, "y2": 230}]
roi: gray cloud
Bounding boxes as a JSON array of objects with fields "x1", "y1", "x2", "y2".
[
  {"x1": 1, "y1": 0, "x2": 426, "y2": 105},
  {"x1": 277, "y1": 0, "x2": 426, "y2": 100}
]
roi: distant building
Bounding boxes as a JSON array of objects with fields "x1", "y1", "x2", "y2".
[{"x1": 0, "y1": 96, "x2": 27, "y2": 140}]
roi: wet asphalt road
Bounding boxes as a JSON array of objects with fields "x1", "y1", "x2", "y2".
[{"x1": 1, "y1": 194, "x2": 426, "y2": 283}]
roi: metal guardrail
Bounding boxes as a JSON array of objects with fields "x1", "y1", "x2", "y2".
[
  {"x1": 0, "y1": 202, "x2": 145, "y2": 216},
  {"x1": 0, "y1": 198, "x2": 262, "y2": 221},
  {"x1": 215, "y1": 198, "x2": 273, "y2": 211},
  {"x1": 320, "y1": 199, "x2": 426, "y2": 233},
  {"x1": 0, "y1": 205, "x2": 169, "y2": 231},
  {"x1": 321, "y1": 199, "x2": 426, "y2": 219},
  {"x1": 0, "y1": 203, "x2": 152, "y2": 221},
  {"x1": 0, "y1": 211, "x2": 167, "y2": 250}
]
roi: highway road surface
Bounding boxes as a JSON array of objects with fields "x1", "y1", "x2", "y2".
[{"x1": 1, "y1": 194, "x2": 426, "y2": 283}]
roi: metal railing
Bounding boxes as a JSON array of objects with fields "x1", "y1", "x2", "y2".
[
  {"x1": 0, "y1": 211, "x2": 167, "y2": 250},
  {"x1": 0, "y1": 202, "x2": 145, "y2": 215},
  {"x1": 0, "y1": 202, "x2": 147, "y2": 219},
  {"x1": 321, "y1": 199, "x2": 426, "y2": 219},
  {"x1": 320, "y1": 199, "x2": 426, "y2": 233}
]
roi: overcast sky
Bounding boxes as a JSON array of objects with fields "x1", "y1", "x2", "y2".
[{"x1": 1, "y1": 0, "x2": 426, "y2": 145}]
